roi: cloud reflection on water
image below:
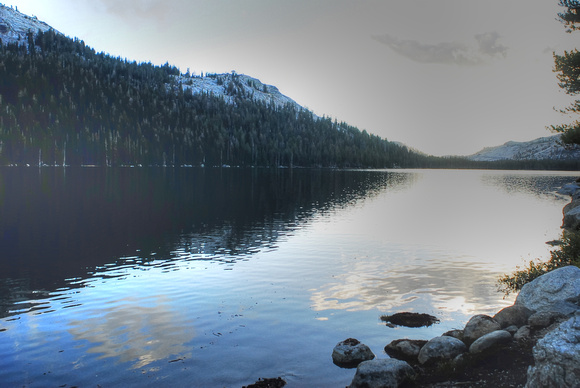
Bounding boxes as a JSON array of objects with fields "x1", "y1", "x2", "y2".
[
  {"x1": 309, "y1": 252, "x2": 512, "y2": 318},
  {"x1": 67, "y1": 293, "x2": 195, "y2": 369}
]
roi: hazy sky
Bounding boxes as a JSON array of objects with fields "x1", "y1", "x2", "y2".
[{"x1": 8, "y1": 0, "x2": 579, "y2": 155}]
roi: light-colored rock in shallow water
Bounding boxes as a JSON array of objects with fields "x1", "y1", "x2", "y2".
[
  {"x1": 526, "y1": 312, "x2": 580, "y2": 388},
  {"x1": 469, "y1": 330, "x2": 512, "y2": 354},
  {"x1": 493, "y1": 305, "x2": 533, "y2": 328},
  {"x1": 418, "y1": 336, "x2": 467, "y2": 365},
  {"x1": 463, "y1": 314, "x2": 501, "y2": 344},
  {"x1": 349, "y1": 358, "x2": 416, "y2": 388},
  {"x1": 515, "y1": 266, "x2": 580, "y2": 315},
  {"x1": 331, "y1": 338, "x2": 375, "y2": 368}
]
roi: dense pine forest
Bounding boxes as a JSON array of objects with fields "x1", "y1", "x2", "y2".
[
  {"x1": 1, "y1": 29, "x2": 579, "y2": 170},
  {"x1": 0, "y1": 30, "x2": 429, "y2": 168}
]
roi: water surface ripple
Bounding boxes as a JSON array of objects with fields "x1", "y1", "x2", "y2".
[{"x1": 0, "y1": 168, "x2": 577, "y2": 387}]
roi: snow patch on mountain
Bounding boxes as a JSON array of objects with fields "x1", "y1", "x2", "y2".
[
  {"x1": 467, "y1": 134, "x2": 580, "y2": 161},
  {"x1": 0, "y1": 3, "x2": 55, "y2": 45},
  {"x1": 176, "y1": 72, "x2": 307, "y2": 112},
  {"x1": 0, "y1": 4, "x2": 308, "y2": 115}
]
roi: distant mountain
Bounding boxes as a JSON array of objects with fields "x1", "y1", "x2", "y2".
[
  {"x1": 466, "y1": 134, "x2": 580, "y2": 162},
  {"x1": 0, "y1": 5, "x2": 426, "y2": 168},
  {"x1": 0, "y1": 3, "x2": 296, "y2": 110}
]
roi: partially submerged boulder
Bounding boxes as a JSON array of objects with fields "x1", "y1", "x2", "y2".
[
  {"x1": 417, "y1": 336, "x2": 467, "y2": 365},
  {"x1": 332, "y1": 338, "x2": 375, "y2": 368},
  {"x1": 349, "y1": 358, "x2": 416, "y2": 388},
  {"x1": 515, "y1": 266, "x2": 580, "y2": 315},
  {"x1": 526, "y1": 312, "x2": 580, "y2": 388}
]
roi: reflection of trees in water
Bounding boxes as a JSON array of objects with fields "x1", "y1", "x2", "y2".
[{"x1": 0, "y1": 167, "x2": 411, "y2": 317}]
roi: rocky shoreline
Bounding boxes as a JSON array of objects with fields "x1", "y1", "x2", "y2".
[{"x1": 331, "y1": 181, "x2": 580, "y2": 388}]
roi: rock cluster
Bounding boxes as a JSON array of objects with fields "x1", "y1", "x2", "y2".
[
  {"x1": 559, "y1": 181, "x2": 580, "y2": 229},
  {"x1": 334, "y1": 266, "x2": 580, "y2": 388}
]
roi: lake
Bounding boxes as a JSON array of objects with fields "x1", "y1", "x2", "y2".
[{"x1": 0, "y1": 167, "x2": 578, "y2": 387}]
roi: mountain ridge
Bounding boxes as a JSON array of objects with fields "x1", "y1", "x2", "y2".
[
  {"x1": 466, "y1": 134, "x2": 580, "y2": 162},
  {"x1": 0, "y1": 8, "x2": 422, "y2": 168}
]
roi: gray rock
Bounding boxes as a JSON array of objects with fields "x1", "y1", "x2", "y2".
[
  {"x1": 469, "y1": 330, "x2": 512, "y2": 354},
  {"x1": 493, "y1": 305, "x2": 533, "y2": 328},
  {"x1": 562, "y1": 201, "x2": 580, "y2": 229},
  {"x1": 463, "y1": 314, "x2": 501, "y2": 344},
  {"x1": 514, "y1": 325, "x2": 532, "y2": 342},
  {"x1": 526, "y1": 312, "x2": 580, "y2": 388},
  {"x1": 332, "y1": 338, "x2": 375, "y2": 368},
  {"x1": 417, "y1": 336, "x2": 467, "y2": 365},
  {"x1": 557, "y1": 183, "x2": 580, "y2": 196},
  {"x1": 384, "y1": 339, "x2": 427, "y2": 362},
  {"x1": 504, "y1": 325, "x2": 519, "y2": 335},
  {"x1": 528, "y1": 310, "x2": 568, "y2": 329},
  {"x1": 442, "y1": 329, "x2": 464, "y2": 341},
  {"x1": 515, "y1": 266, "x2": 580, "y2": 315},
  {"x1": 349, "y1": 358, "x2": 416, "y2": 388}
]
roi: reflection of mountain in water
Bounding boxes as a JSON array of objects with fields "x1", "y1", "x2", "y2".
[{"x1": 0, "y1": 167, "x2": 410, "y2": 317}]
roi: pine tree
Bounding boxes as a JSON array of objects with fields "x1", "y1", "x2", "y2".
[{"x1": 551, "y1": 0, "x2": 580, "y2": 144}]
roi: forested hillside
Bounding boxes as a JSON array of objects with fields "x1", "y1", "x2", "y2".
[{"x1": 0, "y1": 29, "x2": 426, "y2": 168}]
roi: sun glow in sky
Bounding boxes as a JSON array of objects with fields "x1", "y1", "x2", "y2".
[{"x1": 8, "y1": 0, "x2": 579, "y2": 156}]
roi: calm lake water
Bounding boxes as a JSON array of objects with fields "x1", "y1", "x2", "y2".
[{"x1": 0, "y1": 167, "x2": 578, "y2": 387}]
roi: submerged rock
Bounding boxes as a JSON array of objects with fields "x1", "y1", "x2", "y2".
[
  {"x1": 242, "y1": 377, "x2": 286, "y2": 388},
  {"x1": 331, "y1": 338, "x2": 375, "y2": 368},
  {"x1": 349, "y1": 358, "x2": 416, "y2": 388},
  {"x1": 380, "y1": 312, "x2": 439, "y2": 328}
]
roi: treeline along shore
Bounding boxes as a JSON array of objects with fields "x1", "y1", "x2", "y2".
[{"x1": 1, "y1": 29, "x2": 580, "y2": 170}]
